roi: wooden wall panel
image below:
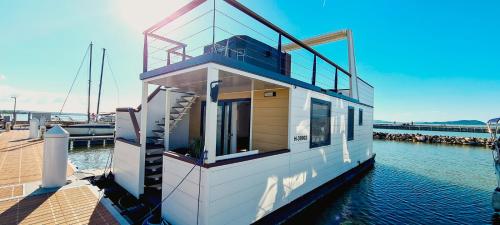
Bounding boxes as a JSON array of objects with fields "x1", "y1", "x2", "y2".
[
  {"x1": 252, "y1": 88, "x2": 289, "y2": 152},
  {"x1": 188, "y1": 99, "x2": 202, "y2": 142}
]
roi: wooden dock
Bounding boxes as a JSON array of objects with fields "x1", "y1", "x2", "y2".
[
  {"x1": 374, "y1": 124, "x2": 489, "y2": 133},
  {"x1": 0, "y1": 130, "x2": 123, "y2": 224}
]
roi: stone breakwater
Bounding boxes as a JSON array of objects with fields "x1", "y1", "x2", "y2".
[{"x1": 373, "y1": 132, "x2": 494, "y2": 148}]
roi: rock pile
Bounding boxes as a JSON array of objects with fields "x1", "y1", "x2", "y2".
[{"x1": 373, "y1": 132, "x2": 494, "y2": 148}]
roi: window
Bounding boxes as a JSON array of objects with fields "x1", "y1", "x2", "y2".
[
  {"x1": 310, "y1": 98, "x2": 331, "y2": 148},
  {"x1": 359, "y1": 109, "x2": 363, "y2": 126},
  {"x1": 347, "y1": 106, "x2": 354, "y2": 141}
]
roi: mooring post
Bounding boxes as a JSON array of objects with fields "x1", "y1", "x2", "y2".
[
  {"x1": 42, "y1": 125, "x2": 69, "y2": 188},
  {"x1": 29, "y1": 118, "x2": 39, "y2": 139}
]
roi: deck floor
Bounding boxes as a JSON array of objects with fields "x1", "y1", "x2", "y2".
[
  {"x1": 0, "y1": 130, "x2": 121, "y2": 225},
  {"x1": 0, "y1": 130, "x2": 73, "y2": 186}
]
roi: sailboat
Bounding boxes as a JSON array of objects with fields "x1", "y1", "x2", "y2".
[{"x1": 57, "y1": 42, "x2": 115, "y2": 136}]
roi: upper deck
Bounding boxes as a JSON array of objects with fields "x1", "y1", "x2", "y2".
[{"x1": 140, "y1": 0, "x2": 373, "y2": 107}]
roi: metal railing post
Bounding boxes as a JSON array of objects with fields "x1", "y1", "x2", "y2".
[
  {"x1": 182, "y1": 47, "x2": 186, "y2": 61},
  {"x1": 334, "y1": 68, "x2": 338, "y2": 92},
  {"x1": 167, "y1": 51, "x2": 171, "y2": 65},
  {"x1": 143, "y1": 34, "x2": 148, "y2": 72},
  {"x1": 277, "y1": 34, "x2": 282, "y2": 74},
  {"x1": 312, "y1": 55, "x2": 317, "y2": 85},
  {"x1": 212, "y1": 0, "x2": 216, "y2": 53}
]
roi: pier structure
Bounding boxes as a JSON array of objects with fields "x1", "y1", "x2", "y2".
[
  {"x1": 69, "y1": 135, "x2": 115, "y2": 149},
  {"x1": 0, "y1": 130, "x2": 124, "y2": 224},
  {"x1": 374, "y1": 123, "x2": 488, "y2": 133}
]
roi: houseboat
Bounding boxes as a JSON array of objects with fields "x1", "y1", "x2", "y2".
[{"x1": 110, "y1": 0, "x2": 374, "y2": 224}]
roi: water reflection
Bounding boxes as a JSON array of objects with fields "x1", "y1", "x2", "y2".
[
  {"x1": 286, "y1": 140, "x2": 496, "y2": 224},
  {"x1": 68, "y1": 145, "x2": 113, "y2": 171}
]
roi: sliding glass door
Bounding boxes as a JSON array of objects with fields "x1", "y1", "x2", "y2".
[{"x1": 202, "y1": 99, "x2": 251, "y2": 156}]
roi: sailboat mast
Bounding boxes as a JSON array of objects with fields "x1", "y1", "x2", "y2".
[
  {"x1": 87, "y1": 42, "x2": 93, "y2": 123},
  {"x1": 96, "y1": 48, "x2": 106, "y2": 116}
]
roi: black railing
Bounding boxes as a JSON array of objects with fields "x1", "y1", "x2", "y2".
[{"x1": 142, "y1": 0, "x2": 353, "y2": 91}]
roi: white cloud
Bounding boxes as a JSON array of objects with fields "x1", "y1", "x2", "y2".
[
  {"x1": 0, "y1": 84, "x2": 90, "y2": 113},
  {"x1": 0, "y1": 83, "x2": 137, "y2": 114},
  {"x1": 0, "y1": 74, "x2": 6, "y2": 81}
]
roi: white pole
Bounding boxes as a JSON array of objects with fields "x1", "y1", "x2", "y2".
[
  {"x1": 42, "y1": 125, "x2": 69, "y2": 188},
  {"x1": 29, "y1": 118, "x2": 39, "y2": 139},
  {"x1": 249, "y1": 80, "x2": 254, "y2": 151},
  {"x1": 347, "y1": 29, "x2": 359, "y2": 100},
  {"x1": 139, "y1": 82, "x2": 149, "y2": 195},
  {"x1": 204, "y1": 67, "x2": 219, "y2": 163},
  {"x1": 164, "y1": 89, "x2": 171, "y2": 150}
]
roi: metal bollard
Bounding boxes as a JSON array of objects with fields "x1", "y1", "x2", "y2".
[
  {"x1": 42, "y1": 125, "x2": 69, "y2": 188},
  {"x1": 29, "y1": 118, "x2": 39, "y2": 139},
  {"x1": 39, "y1": 126, "x2": 46, "y2": 139}
]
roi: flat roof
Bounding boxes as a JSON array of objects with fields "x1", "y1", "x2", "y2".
[{"x1": 140, "y1": 53, "x2": 373, "y2": 108}]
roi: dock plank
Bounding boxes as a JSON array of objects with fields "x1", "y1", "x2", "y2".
[
  {"x1": 0, "y1": 186, "x2": 118, "y2": 225},
  {"x1": 0, "y1": 130, "x2": 74, "y2": 186},
  {"x1": 0, "y1": 130, "x2": 122, "y2": 224}
]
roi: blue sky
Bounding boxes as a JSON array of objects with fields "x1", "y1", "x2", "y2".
[{"x1": 0, "y1": 0, "x2": 499, "y2": 122}]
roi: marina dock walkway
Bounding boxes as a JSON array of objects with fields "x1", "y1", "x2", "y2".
[{"x1": 0, "y1": 130, "x2": 122, "y2": 224}]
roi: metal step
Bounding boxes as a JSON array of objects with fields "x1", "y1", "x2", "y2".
[
  {"x1": 146, "y1": 148, "x2": 163, "y2": 156},
  {"x1": 146, "y1": 183, "x2": 162, "y2": 190},
  {"x1": 172, "y1": 107, "x2": 185, "y2": 113},
  {"x1": 147, "y1": 174, "x2": 162, "y2": 181},
  {"x1": 146, "y1": 156, "x2": 162, "y2": 164},
  {"x1": 170, "y1": 114, "x2": 182, "y2": 120},
  {"x1": 182, "y1": 96, "x2": 195, "y2": 101},
  {"x1": 147, "y1": 136, "x2": 164, "y2": 145},
  {"x1": 152, "y1": 129, "x2": 164, "y2": 135},
  {"x1": 146, "y1": 165, "x2": 162, "y2": 173},
  {"x1": 177, "y1": 101, "x2": 190, "y2": 107}
]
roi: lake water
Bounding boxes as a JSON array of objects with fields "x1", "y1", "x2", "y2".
[
  {"x1": 287, "y1": 140, "x2": 497, "y2": 224},
  {"x1": 68, "y1": 146, "x2": 113, "y2": 171},
  {"x1": 374, "y1": 128, "x2": 491, "y2": 139}
]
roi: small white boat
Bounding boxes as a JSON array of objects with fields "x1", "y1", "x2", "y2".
[{"x1": 62, "y1": 123, "x2": 114, "y2": 136}]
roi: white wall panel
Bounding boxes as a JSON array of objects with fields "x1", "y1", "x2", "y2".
[
  {"x1": 113, "y1": 140, "x2": 142, "y2": 198},
  {"x1": 161, "y1": 85, "x2": 374, "y2": 225}
]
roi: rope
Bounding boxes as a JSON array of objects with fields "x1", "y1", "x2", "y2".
[
  {"x1": 59, "y1": 44, "x2": 90, "y2": 114},
  {"x1": 196, "y1": 156, "x2": 202, "y2": 225},
  {"x1": 105, "y1": 52, "x2": 120, "y2": 106},
  {"x1": 102, "y1": 144, "x2": 114, "y2": 176}
]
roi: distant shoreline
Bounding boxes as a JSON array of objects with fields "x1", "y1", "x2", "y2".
[
  {"x1": 373, "y1": 132, "x2": 493, "y2": 148},
  {"x1": 374, "y1": 123, "x2": 488, "y2": 134}
]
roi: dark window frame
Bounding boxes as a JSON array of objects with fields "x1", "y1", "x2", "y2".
[
  {"x1": 347, "y1": 106, "x2": 354, "y2": 141},
  {"x1": 359, "y1": 108, "x2": 363, "y2": 126},
  {"x1": 310, "y1": 98, "x2": 331, "y2": 148}
]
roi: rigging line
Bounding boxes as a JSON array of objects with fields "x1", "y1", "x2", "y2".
[
  {"x1": 59, "y1": 44, "x2": 91, "y2": 115},
  {"x1": 105, "y1": 52, "x2": 120, "y2": 106},
  {"x1": 155, "y1": 9, "x2": 214, "y2": 38},
  {"x1": 149, "y1": 26, "x2": 213, "y2": 55},
  {"x1": 214, "y1": 9, "x2": 278, "y2": 44}
]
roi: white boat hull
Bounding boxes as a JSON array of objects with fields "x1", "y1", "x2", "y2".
[{"x1": 62, "y1": 124, "x2": 114, "y2": 136}]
